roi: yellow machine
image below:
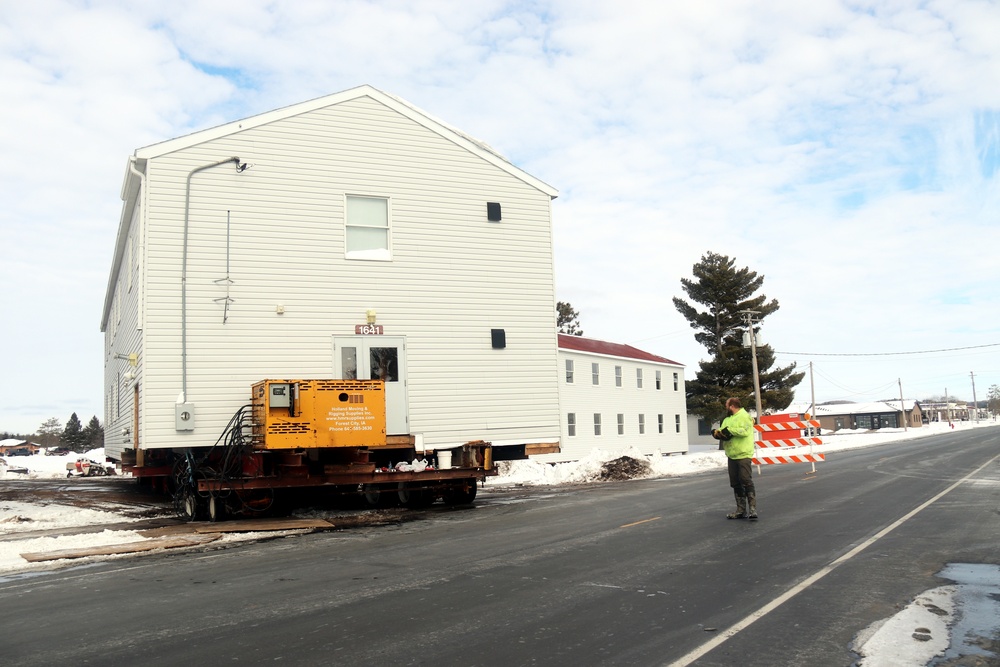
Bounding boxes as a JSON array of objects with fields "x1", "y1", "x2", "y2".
[{"x1": 251, "y1": 379, "x2": 387, "y2": 450}]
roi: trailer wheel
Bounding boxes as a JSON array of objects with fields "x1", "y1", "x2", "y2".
[
  {"x1": 208, "y1": 495, "x2": 226, "y2": 522},
  {"x1": 443, "y1": 479, "x2": 478, "y2": 505},
  {"x1": 397, "y1": 483, "x2": 435, "y2": 508},
  {"x1": 363, "y1": 484, "x2": 397, "y2": 508},
  {"x1": 174, "y1": 486, "x2": 202, "y2": 521}
]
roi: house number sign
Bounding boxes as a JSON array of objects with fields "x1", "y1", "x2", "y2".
[{"x1": 355, "y1": 324, "x2": 384, "y2": 335}]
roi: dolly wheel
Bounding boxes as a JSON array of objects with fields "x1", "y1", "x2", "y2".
[{"x1": 208, "y1": 495, "x2": 226, "y2": 522}]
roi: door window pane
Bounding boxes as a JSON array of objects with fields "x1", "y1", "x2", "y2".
[
  {"x1": 370, "y1": 347, "x2": 398, "y2": 382},
  {"x1": 342, "y1": 347, "x2": 358, "y2": 380}
]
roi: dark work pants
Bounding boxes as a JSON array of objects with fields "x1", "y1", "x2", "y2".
[{"x1": 728, "y1": 457, "x2": 755, "y2": 496}]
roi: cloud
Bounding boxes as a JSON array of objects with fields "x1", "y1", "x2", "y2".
[{"x1": 2, "y1": 0, "x2": 999, "y2": 432}]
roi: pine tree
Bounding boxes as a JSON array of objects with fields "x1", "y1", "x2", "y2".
[
  {"x1": 674, "y1": 252, "x2": 804, "y2": 425},
  {"x1": 82, "y1": 416, "x2": 105, "y2": 449},
  {"x1": 556, "y1": 301, "x2": 584, "y2": 336},
  {"x1": 61, "y1": 413, "x2": 88, "y2": 453},
  {"x1": 37, "y1": 417, "x2": 62, "y2": 448}
]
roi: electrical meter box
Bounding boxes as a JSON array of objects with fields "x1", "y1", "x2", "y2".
[{"x1": 251, "y1": 379, "x2": 387, "y2": 450}]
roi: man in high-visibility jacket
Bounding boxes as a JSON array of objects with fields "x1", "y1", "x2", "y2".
[{"x1": 712, "y1": 397, "x2": 758, "y2": 520}]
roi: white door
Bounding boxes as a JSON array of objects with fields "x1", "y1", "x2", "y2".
[{"x1": 333, "y1": 336, "x2": 408, "y2": 435}]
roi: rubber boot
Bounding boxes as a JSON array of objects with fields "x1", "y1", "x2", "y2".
[
  {"x1": 727, "y1": 492, "x2": 747, "y2": 519},
  {"x1": 746, "y1": 490, "x2": 758, "y2": 521}
]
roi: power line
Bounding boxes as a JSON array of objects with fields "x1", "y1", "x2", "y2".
[{"x1": 776, "y1": 342, "x2": 1000, "y2": 357}]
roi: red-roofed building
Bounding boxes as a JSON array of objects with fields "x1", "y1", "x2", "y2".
[{"x1": 551, "y1": 334, "x2": 688, "y2": 462}]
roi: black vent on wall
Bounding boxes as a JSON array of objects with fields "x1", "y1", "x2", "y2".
[
  {"x1": 487, "y1": 202, "x2": 502, "y2": 222},
  {"x1": 491, "y1": 328, "x2": 506, "y2": 349}
]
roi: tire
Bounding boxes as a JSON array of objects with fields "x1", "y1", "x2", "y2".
[
  {"x1": 208, "y1": 495, "x2": 226, "y2": 522},
  {"x1": 398, "y1": 483, "x2": 435, "y2": 508},
  {"x1": 443, "y1": 479, "x2": 478, "y2": 505}
]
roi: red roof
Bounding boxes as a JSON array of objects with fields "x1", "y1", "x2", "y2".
[{"x1": 557, "y1": 334, "x2": 683, "y2": 366}]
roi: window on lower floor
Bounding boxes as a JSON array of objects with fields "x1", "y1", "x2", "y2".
[
  {"x1": 658, "y1": 414, "x2": 664, "y2": 434},
  {"x1": 617, "y1": 413, "x2": 625, "y2": 435},
  {"x1": 675, "y1": 414, "x2": 681, "y2": 433},
  {"x1": 638, "y1": 414, "x2": 645, "y2": 434},
  {"x1": 594, "y1": 413, "x2": 602, "y2": 436},
  {"x1": 567, "y1": 412, "x2": 576, "y2": 437}
]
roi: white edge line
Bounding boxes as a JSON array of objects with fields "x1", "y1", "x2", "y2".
[{"x1": 666, "y1": 452, "x2": 1000, "y2": 667}]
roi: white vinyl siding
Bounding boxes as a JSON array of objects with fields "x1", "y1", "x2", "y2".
[{"x1": 110, "y1": 92, "x2": 560, "y2": 453}]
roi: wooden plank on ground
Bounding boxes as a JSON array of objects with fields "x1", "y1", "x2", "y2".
[
  {"x1": 193, "y1": 519, "x2": 335, "y2": 534},
  {"x1": 20, "y1": 534, "x2": 222, "y2": 563}
]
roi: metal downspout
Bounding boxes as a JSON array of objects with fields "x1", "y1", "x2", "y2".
[{"x1": 180, "y1": 157, "x2": 243, "y2": 404}]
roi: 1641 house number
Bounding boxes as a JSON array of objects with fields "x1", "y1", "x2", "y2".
[{"x1": 355, "y1": 324, "x2": 384, "y2": 335}]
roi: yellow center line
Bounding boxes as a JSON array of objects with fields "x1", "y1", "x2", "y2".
[{"x1": 620, "y1": 517, "x2": 661, "y2": 529}]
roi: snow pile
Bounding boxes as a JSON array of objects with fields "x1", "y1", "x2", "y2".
[
  {"x1": 0, "y1": 448, "x2": 113, "y2": 480},
  {"x1": 0, "y1": 501, "x2": 140, "y2": 533},
  {"x1": 487, "y1": 420, "x2": 996, "y2": 488}
]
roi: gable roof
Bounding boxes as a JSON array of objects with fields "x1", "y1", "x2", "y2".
[
  {"x1": 558, "y1": 334, "x2": 683, "y2": 366},
  {"x1": 132, "y1": 84, "x2": 558, "y2": 197}
]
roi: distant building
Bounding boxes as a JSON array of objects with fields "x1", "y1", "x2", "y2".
[
  {"x1": 787, "y1": 400, "x2": 923, "y2": 431},
  {"x1": 551, "y1": 334, "x2": 688, "y2": 462},
  {"x1": 0, "y1": 439, "x2": 41, "y2": 456}
]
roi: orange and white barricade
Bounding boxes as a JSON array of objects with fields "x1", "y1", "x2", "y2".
[{"x1": 753, "y1": 413, "x2": 824, "y2": 471}]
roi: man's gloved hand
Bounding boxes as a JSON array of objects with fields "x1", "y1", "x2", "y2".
[
  {"x1": 719, "y1": 428, "x2": 733, "y2": 441},
  {"x1": 711, "y1": 429, "x2": 722, "y2": 440}
]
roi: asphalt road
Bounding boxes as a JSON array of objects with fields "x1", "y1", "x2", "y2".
[{"x1": 2, "y1": 428, "x2": 999, "y2": 666}]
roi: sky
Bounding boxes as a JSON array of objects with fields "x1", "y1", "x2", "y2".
[{"x1": 2, "y1": 0, "x2": 999, "y2": 435}]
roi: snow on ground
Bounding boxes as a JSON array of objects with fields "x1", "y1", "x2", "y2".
[{"x1": 2, "y1": 421, "x2": 998, "y2": 664}]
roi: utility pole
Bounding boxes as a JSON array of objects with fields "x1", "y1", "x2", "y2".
[
  {"x1": 898, "y1": 378, "x2": 908, "y2": 431},
  {"x1": 740, "y1": 310, "x2": 763, "y2": 421},
  {"x1": 971, "y1": 372, "x2": 978, "y2": 423}
]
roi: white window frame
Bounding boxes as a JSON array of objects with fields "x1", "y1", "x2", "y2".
[
  {"x1": 615, "y1": 365, "x2": 622, "y2": 387},
  {"x1": 638, "y1": 414, "x2": 645, "y2": 434},
  {"x1": 636, "y1": 368, "x2": 643, "y2": 389},
  {"x1": 673, "y1": 372, "x2": 679, "y2": 391},
  {"x1": 567, "y1": 412, "x2": 576, "y2": 437},
  {"x1": 345, "y1": 195, "x2": 391, "y2": 260},
  {"x1": 592, "y1": 363, "x2": 600, "y2": 385},
  {"x1": 566, "y1": 359, "x2": 575, "y2": 384},
  {"x1": 658, "y1": 414, "x2": 664, "y2": 434},
  {"x1": 594, "y1": 413, "x2": 602, "y2": 436},
  {"x1": 655, "y1": 370, "x2": 661, "y2": 390},
  {"x1": 617, "y1": 413, "x2": 625, "y2": 435}
]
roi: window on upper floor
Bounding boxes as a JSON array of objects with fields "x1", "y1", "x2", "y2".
[
  {"x1": 673, "y1": 372, "x2": 679, "y2": 391},
  {"x1": 592, "y1": 363, "x2": 600, "y2": 385},
  {"x1": 636, "y1": 368, "x2": 643, "y2": 389},
  {"x1": 346, "y1": 195, "x2": 390, "y2": 260},
  {"x1": 566, "y1": 359, "x2": 574, "y2": 383},
  {"x1": 615, "y1": 365, "x2": 622, "y2": 387},
  {"x1": 655, "y1": 370, "x2": 661, "y2": 390}
]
